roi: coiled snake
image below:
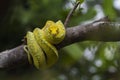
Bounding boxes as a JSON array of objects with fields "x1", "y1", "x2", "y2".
[{"x1": 24, "y1": 20, "x2": 65, "y2": 69}]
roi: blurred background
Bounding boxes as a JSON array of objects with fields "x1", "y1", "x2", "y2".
[{"x1": 0, "y1": 0, "x2": 120, "y2": 80}]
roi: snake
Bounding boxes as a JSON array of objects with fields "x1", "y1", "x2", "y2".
[{"x1": 24, "y1": 20, "x2": 65, "y2": 69}]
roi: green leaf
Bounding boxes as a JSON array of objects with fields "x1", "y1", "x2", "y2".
[
  {"x1": 76, "y1": 0, "x2": 84, "y2": 4},
  {"x1": 63, "y1": 43, "x2": 83, "y2": 60},
  {"x1": 102, "y1": 0, "x2": 117, "y2": 20}
]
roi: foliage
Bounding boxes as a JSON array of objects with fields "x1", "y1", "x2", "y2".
[{"x1": 0, "y1": 0, "x2": 120, "y2": 80}]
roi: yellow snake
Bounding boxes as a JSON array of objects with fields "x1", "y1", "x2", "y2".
[{"x1": 24, "y1": 20, "x2": 65, "y2": 69}]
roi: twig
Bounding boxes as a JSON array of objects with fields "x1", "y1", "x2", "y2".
[{"x1": 64, "y1": 1, "x2": 80, "y2": 27}]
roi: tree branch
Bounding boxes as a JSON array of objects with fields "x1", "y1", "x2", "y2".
[
  {"x1": 64, "y1": 1, "x2": 80, "y2": 27},
  {"x1": 0, "y1": 17, "x2": 120, "y2": 70}
]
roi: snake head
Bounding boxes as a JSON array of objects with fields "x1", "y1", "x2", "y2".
[{"x1": 43, "y1": 20, "x2": 66, "y2": 44}]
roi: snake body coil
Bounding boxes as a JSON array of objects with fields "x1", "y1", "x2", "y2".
[{"x1": 24, "y1": 20, "x2": 65, "y2": 69}]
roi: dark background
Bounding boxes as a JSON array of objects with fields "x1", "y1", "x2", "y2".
[{"x1": 0, "y1": 0, "x2": 120, "y2": 80}]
